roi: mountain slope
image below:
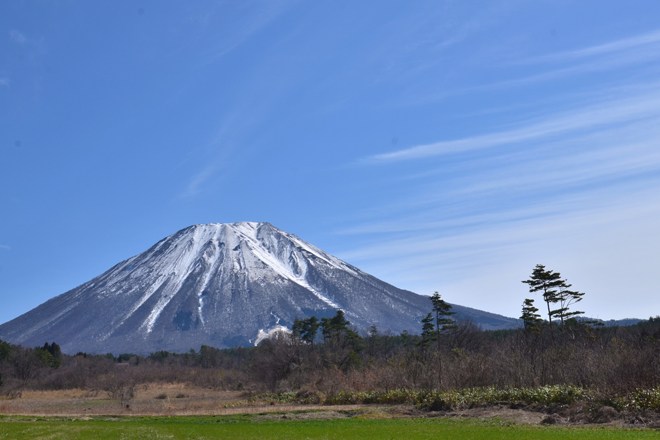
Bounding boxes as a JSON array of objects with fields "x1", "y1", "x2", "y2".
[{"x1": 0, "y1": 222, "x2": 519, "y2": 354}]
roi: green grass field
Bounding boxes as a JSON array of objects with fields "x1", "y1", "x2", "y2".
[{"x1": 1, "y1": 415, "x2": 658, "y2": 440}]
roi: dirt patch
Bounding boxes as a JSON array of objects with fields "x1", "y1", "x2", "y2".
[{"x1": 445, "y1": 405, "x2": 546, "y2": 425}]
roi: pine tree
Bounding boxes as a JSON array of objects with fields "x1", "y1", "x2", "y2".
[
  {"x1": 522, "y1": 264, "x2": 563, "y2": 323},
  {"x1": 553, "y1": 284, "x2": 585, "y2": 325},
  {"x1": 430, "y1": 292, "x2": 454, "y2": 349},
  {"x1": 292, "y1": 316, "x2": 320, "y2": 345},
  {"x1": 520, "y1": 298, "x2": 542, "y2": 331},
  {"x1": 522, "y1": 264, "x2": 585, "y2": 325},
  {"x1": 321, "y1": 310, "x2": 358, "y2": 343},
  {"x1": 419, "y1": 312, "x2": 436, "y2": 349}
]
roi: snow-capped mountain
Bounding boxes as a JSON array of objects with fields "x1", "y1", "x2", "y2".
[{"x1": 0, "y1": 222, "x2": 518, "y2": 354}]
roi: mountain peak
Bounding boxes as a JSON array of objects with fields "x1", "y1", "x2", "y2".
[{"x1": 0, "y1": 223, "x2": 519, "y2": 354}]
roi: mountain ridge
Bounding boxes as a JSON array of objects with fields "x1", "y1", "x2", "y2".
[{"x1": 0, "y1": 222, "x2": 519, "y2": 354}]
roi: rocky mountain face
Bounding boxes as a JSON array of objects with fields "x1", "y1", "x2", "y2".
[{"x1": 0, "y1": 222, "x2": 519, "y2": 354}]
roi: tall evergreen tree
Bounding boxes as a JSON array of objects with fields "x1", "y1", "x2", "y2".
[
  {"x1": 522, "y1": 264, "x2": 585, "y2": 325},
  {"x1": 522, "y1": 264, "x2": 563, "y2": 323},
  {"x1": 292, "y1": 316, "x2": 320, "y2": 345},
  {"x1": 520, "y1": 298, "x2": 542, "y2": 331},
  {"x1": 430, "y1": 292, "x2": 454, "y2": 349},
  {"x1": 419, "y1": 312, "x2": 436, "y2": 349},
  {"x1": 321, "y1": 310, "x2": 358, "y2": 343}
]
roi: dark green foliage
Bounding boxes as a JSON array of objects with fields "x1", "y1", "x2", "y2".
[
  {"x1": 148, "y1": 350, "x2": 172, "y2": 363},
  {"x1": 116, "y1": 353, "x2": 139, "y2": 364},
  {"x1": 0, "y1": 339, "x2": 11, "y2": 361},
  {"x1": 292, "y1": 316, "x2": 320, "y2": 345},
  {"x1": 520, "y1": 298, "x2": 542, "y2": 332},
  {"x1": 36, "y1": 342, "x2": 62, "y2": 368},
  {"x1": 430, "y1": 292, "x2": 454, "y2": 330},
  {"x1": 320, "y1": 310, "x2": 356, "y2": 342},
  {"x1": 522, "y1": 264, "x2": 563, "y2": 323},
  {"x1": 429, "y1": 292, "x2": 454, "y2": 349},
  {"x1": 419, "y1": 313, "x2": 435, "y2": 349},
  {"x1": 522, "y1": 264, "x2": 585, "y2": 325},
  {"x1": 319, "y1": 310, "x2": 363, "y2": 370}
]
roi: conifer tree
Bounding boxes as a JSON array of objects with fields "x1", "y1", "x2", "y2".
[
  {"x1": 321, "y1": 310, "x2": 358, "y2": 343},
  {"x1": 430, "y1": 292, "x2": 454, "y2": 349},
  {"x1": 522, "y1": 264, "x2": 563, "y2": 323},
  {"x1": 553, "y1": 284, "x2": 585, "y2": 325},
  {"x1": 419, "y1": 312, "x2": 436, "y2": 349},
  {"x1": 520, "y1": 298, "x2": 542, "y2": 331},
  {"x1": 292, "y1": 316, "x2": 320, "y2": 345},
  {"x1": 522, "y1": 264, "x2": 585, "y2": 325}
]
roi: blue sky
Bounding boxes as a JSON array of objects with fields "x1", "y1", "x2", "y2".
[{"x1": 2, "y1": 1, "x2": 659, "y2": 324}]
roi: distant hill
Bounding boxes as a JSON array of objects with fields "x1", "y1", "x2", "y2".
[{"x1": 592, "y1": 318, "x2": 643, "y2": 327}]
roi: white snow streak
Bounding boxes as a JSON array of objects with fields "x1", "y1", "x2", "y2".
[
  {"x1": 96, "y1": 222, "x2": 347, "y2": 335},
  {"x1": 141, "y1": 225, "x2": 225, "y2": 333},
  {"x1": 233, "y1": 223, "x2": 342, "y2": 309}
]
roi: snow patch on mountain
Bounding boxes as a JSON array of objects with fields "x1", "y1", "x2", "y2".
[{"x1": 254, "y1": 325, "x2": 291, "y2": 346}]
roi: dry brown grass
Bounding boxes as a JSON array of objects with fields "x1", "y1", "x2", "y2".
[
  {"x1": 0, "y1": 383, "x2": 373, "y2": 418},
  {"x1": 0, "y1": 383, "x2": 248, "y2": 416},
  {"x1": 2, "y1": 384, "x2": 655, "y2": 428}
]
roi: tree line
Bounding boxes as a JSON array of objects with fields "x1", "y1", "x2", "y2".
[
  {"x1": 1, "y1": 316, "x2": 657, "y2": 399},
  {"x1": 0, "y1": 264, "x2": 657, "y2": 401}
]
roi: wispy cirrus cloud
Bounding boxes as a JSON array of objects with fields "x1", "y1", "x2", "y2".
[
  {"x1": 179, "y1": 163, "x2": 220, "y2": 199},
  {"x1": 489, "y1": 29, "x2": 660, "y2": 90},
  {"x1": 0, "y1": 244, "x2": 11, "y2": 251},
  {"x1": 195, "y1": 1, "x2": 295, "y2": 68},
  {"x1": 177, "y1": 97, "x2": 267, "y2": 199},
  {"x1": 403, "y1": 28, "x2": 660, "y2": 107},
  {"x1": 351, "y1": 99, "x2": 660, "y2": 238},
  {"x1": 344, "y1": 63, "x2": 660, "y2": 319},
  {"x1": 526, "y1": 29, "x2": 660, "y2": 64},
  {"x1": 366, "y1": 84, "x2": 660, "y2": 163},
  {"x1": 338, "y1": 182, "x2": 660, "y2": 318}
]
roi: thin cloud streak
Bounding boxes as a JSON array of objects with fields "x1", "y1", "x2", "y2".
[
  {"x1": 343, "y1": 146, "x2": 660, "y2": 252},
  {"x1": 337, "y1": 185, "x2": 660, "y2": 319},
  {"x1": 341, "y1": 182, "x2": 660, "y2": 263},
  {"x1": 474, "y1": 52, "x2": 660, "y2": 94},
  {"x1": 197, "y1": 2, "x2": 293, "y2": 68},
  {"x1": 343, "y1": 65, "x2": 660, "y2": 319},
  {"x1": 402, "y1": 27, "x2": 660, "y2": 107},
  {"x1": 366, "y1": 86, "x2": 660, "y2": 163},
  {"x1": 527, "y1": 29, "x2": 660, "y2": 64},
  {"x1": 179, "y1": 163, "x2": 219, "y2": 199}
]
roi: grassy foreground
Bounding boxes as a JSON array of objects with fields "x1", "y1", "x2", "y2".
[{"x1": 0, "y1": 415, "x2": 657, "y2": 440}]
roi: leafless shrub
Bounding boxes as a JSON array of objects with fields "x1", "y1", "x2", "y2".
[{"x1": 0, "y1": 319, "x2": 657, "y2": 404}]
